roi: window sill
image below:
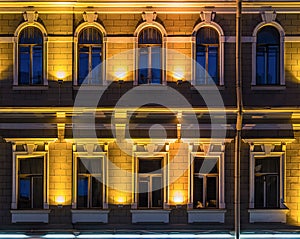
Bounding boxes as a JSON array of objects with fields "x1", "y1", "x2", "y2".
[
  {"x1": 13, "y1": 85, "x2": 48, "y2": 91},
  {"x1": 192, "y1": 85, "x2": 225, "y2": 91},
  {"x1": 10, "y1": 209, "x2": 50, "y2": 223},
  {"x1": 251, "y1": 85, "x2": 286, "y2": 91},
  {"x1": 71, "y1": 209, "x2": 109, "y2": 223},
  {"x1": 187, "y1": 209, "x2": 226, "y2": 223},
  {"x1": 130, "y1": 209, "x2": 171, "y2": 223},
  {"x1": 134, "y1": 85, "x2": 168, "y2": 91},
  {"x1": 248, "y1": 208, "x2": 289, "y2": 223},
  {"x1": 73, "y1": 85, "x2": 107, "y2": 91}
]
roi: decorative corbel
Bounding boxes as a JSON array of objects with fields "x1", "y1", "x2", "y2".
[
  {"x1": 142, "y1": 11, "x2": 157, "y2": 23},
  {"x1": 200, "y1": 11, "x2": 216, "y2": 23},
  {"x1": 83, "y1": 11, "x2": 98, "y2": 23},
  {"x1": 23, "y1": 11, "x2": 38, "y2": 23},
  {"x1": 261, "y1": 10, "x2": 277, "y2": 23}
]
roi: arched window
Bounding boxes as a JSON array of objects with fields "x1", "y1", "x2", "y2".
[
  {"x1": 138, "y1": 27, "x2": 162, "y2": 84},
  {"x1": 18, "y1": 27, "x2": 43, "y2": 85},
  {"x1": 256, "y1": 26, "x2": 280, "y2": 85},
  {"x1": 195, "y1": 27, "x2": 219, "y2": 85},
  {"x1": 78, "y1": 27, "x2": 103, "y2": 85}
]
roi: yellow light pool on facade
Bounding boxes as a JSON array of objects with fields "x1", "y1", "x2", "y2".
[
  {"x1": 56, "y1": 195, "x2": 65, "y2": 207},
  {"x1": 56, "y1": 70, "x2": 66, "y2": 80}
]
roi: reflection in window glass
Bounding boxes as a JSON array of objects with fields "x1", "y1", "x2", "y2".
[
  {"x1": 18, "y1": 27, "x2": 43, "y2": 85},
  {"x1": 256, "y1": 26, "x2": 280, "y2": 85}
]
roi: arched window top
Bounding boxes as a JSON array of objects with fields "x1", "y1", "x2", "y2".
[
  {"x1": 138, "y1": 27, "x2": 162, "y2": 44},
  {"x1": 19, "y1": 27, "x2": 43, "y2": 44},
  {"x1": 257, "y1": 26, "x2": 280, "y2": 45},
  {"x1": 196, "y1": 27, "x2": 219, "y2": 45},
  {"x1": 78, "y1": 27, "x2": 102, "y2": 44}
]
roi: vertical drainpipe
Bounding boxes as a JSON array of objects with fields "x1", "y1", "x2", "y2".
[{"x1": 235, "y1": 0, "x2": 243, "y2": 239}]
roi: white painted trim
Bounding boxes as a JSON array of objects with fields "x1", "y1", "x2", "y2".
[
  {"x1": 189, "y1": 143, "x2": 225, "y2": 209},
  {"x1": 72, "y1": 150, "x2": 108, "y2": 209},
  {"x1": 11, "y1": 140, "x2": 50, "y2": 210},
  {"x1": 187, "y1": 209, "x2": 226, "y2": 223},
  {"x1": 14, "y1": 22, "x2": 48, "y2": 86},
  {"x1": 134, "y1": 22, "x2": 167, "y2": 37},
  {"x1": 192, "y1": 22, "x2": 224, "y2": 86},
  {"x1": 11, "y1": 210, "x2": 50, "y2": 223},
  {"x1": 252, "y1": 21, "x2": 285, "y2": 86},
  {"x1": 71, "y1": 209, "x2": 109, "y2": 223},
  {"x1": 73, "y1": 22, "x2": 107, "y2": 86},
  {"x1": 131, "y1": 209, "x2": 170, "y2": 223},
  {"x1": 248, "y1": 209, "x2": 288, "y2": 223}
]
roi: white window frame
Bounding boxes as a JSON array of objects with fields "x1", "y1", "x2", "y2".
[
  {"x1": 74, "y1": 22, "x2": 107, "y2": 87},
  {"x1": 252, "y1": 22, "x2": 285, "y2": 86},
  {"x1": 192, "y1": 22, "x2": 225, "y2": 86},
  {"x1": 13, "y1": 22, "x2": 48, "y2": 87},
  {"x1": 189, "y1": 144, "x2": 225, "y2": 209},
  {"x1": 11, "y1": 143, "x2": 49, "y2": 210},
  {"x1": 134, "y1": 22, "x2": 167, "y2": 85},
  {"x1": 132, "y1": 151, "x2": 168, "y2": 209},
  {"x1": 72, "y1": 146, "x2": 108, "y2": 209},
  {"x1": 248, "y1": 143, "x2": 286, "y2": 209}
]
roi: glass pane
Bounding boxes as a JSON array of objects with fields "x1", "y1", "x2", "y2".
[
  {"x1": 138, "y1": 28, "x2": 162, "y2": 44},
  {"x1": 90, "y1": 46, "x2": 102, "y2": 84},
  {"x1": 255, "y1": 175, "x2": 264, "y2": 208},
  {"x1": 256, "y1": 47, "x2": 266, "y2": 85},
  {"x1": 77, "y1": 176, "x2": 88, "y2": 208},
  {"x1": 257, "y1": 26, "x2": 280, "y2": 45},
  {"x1": 138, "y1": 180, "x2": 149, "y2": 208},
  {"x1": 255, "y1": 157, "x2": 279, "y2": 174},
  {"x1": 266, "y1": 175, "x2": 279, "y2": 208},
  {"x1": 79, "y1": 27, "x2": 102, "y2": 44},
  {"x1": 19, "y1": 46, "x2": 30, "y2": 85},
  {"x1": 206, "y1": 177, "x2": 217, "y2": 207},
  {"x1": 32, "y1": 46, "x2": 43, "y2": 85},
  {"x1": 19, "y1": 157, "x2": 43, "y2": 174},
  {"x1": 151, "y1": 47, "x2": 161, "y2": 84},
  {"x1": 194, "y1": 157, "x2": 218, "y2": 174},
  {"x1": 78, "y1": 47, "x2": 89, "y2": 85},
  {"x1": 32, "y1": 176, "x2": 43, "y2": 209},
  {"x1": 152, "y1": 176, "x2": 162, "y2": 207},
  {"x1": 91, "y1": 176, "x2": 102, "y2": 208},
  {"x1": 139, "y1": 158, "x2": 162, "y2": 173},
  {"x1": 196, "y1": 27, "x2": 219, "y2": 44},
  {"x1": 208, "y1": 46, "x2": 218, "y2": 84},
  {"x1": 78, "y1": 157, "x2": 102, "y2": 174},
  {"x1": 19, "y1": 27, "x2": 43, "y2": 44},
  {"x1": 18, "y1": 177, "x2": 31, "y2": 209},
  {"x1": 267, "y1": 46, "x2": 279, "y2": 85},
  {"x1": 138, "y1": 47, "x2": 149, "y2": 84},
  {"x1": 193, "y1": 176, "x2": 204, "y2": 208},
  {"x1": 196, "y1": 46, "x2": 206, "y2": 84}
]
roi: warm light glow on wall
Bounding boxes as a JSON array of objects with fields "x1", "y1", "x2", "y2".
[
  {"x1": 173, "y1": 191, "x2": 184, "y2": 204},
  {"x1": 173, "y1": 71, "x2": 184, "y2": 80},
  {"x1": 114, "y1": 67, "x2": 127, "y2": 80},
  {"x1": 55, "y1": 195, "x2": 65, "y2": 204},
  {"x1": 116, "y1": 195, "x2": 126, "y2": 204},
  {"x1": 56, "y1": 70, "x2": 66, "y2": 80}
]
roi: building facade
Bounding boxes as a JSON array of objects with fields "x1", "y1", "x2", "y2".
[{"x1": 0, "y1": 0, "x2": 300, "y2": 235}]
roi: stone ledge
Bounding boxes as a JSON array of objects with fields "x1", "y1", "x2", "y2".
[
  {"x1": 187, "y1": 209, "x2": 226, "y2": 223},
  {"x1": 10, "y1": 209, "x2": 50, "y2": 223},
  {"x1": 248, "y1": 208, "x2": 289, "y2": 223}
]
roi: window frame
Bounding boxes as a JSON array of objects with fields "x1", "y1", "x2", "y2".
[
  {"x1": 134, "y1": 23, "x2": 167, "y2": 85},
  {"x1": 252, "y1": 22, "x2": 285, "y2": 86},
  {"x1": 192, "y1": 22, "x2": 224, "y2": 86},
  {"x1": 13, "y1": 23, "x2": 48, "y2": 87},
  {"x1": 11, "y1": 143, "x2": 49, "y2": 210},
  {"x1": 72, "y1": 150, "x2": 108, "y2": 209},
  {"x1": 189, "y1": 144, "x2": 225, "y2": 209},
  {"x1": 133, "y1": 152, "x2": 168, "y2": 209},
  {"x1": 74, "y1": 23, "x2": 107, "y2": 87},
  {"x1": 249, "y1": 144, "x2": 286, "y2": 209}
]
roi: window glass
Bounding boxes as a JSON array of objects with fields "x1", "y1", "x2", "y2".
[
  {"x1": 256, "y1": 26, "x2": 280, "y2": 85},
  {"x1": 18, "y1": 27, "x2": 43, "y2": 85},
  {"x1": 78, "y1": 27, "x2": 103, "y2": 85},
  {"x1": 196, "y1": 27, "x2": 219, "y2": 85},
  {"x1": 138, "y1": 28, "x2": 162, "y2": 84}
]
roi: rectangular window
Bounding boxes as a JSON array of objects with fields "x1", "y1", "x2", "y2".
[
  {"x1": 254, "y1": 157, "x2": 280, "y2": 208},
  {"x1": 138, "y1": 158, "x2": 163, "y2": 208},
  {"x1": 193, "y1": 157, "x2": 218, "y2": 209},
  {"x1": 77, "y1": 157, "x2": 103, "y2": 208},
  {"x1": 138, "y1": 46, "x2": 162, "y2": 85},
  {"x1": 18, "y1": 157, "x2": 44, "y2": 209}
]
